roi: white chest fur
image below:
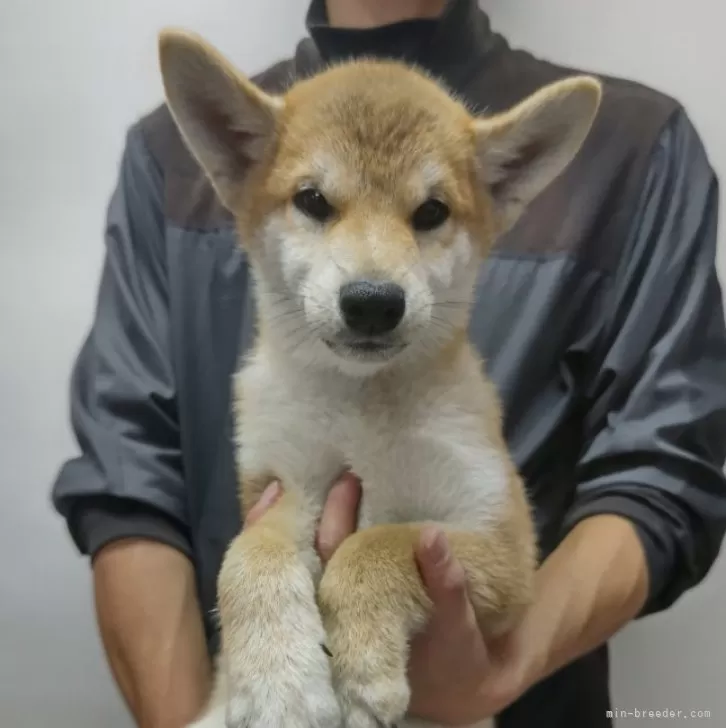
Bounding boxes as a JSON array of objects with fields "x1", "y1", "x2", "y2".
[{"x1": 235, "y1": 343, "x2": 510, "y2": 535}]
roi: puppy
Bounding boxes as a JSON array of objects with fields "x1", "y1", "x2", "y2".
[{"x1": 158, "y1": 29, "x2": 601, "y2": 728}]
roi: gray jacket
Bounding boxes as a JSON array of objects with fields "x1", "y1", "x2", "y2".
[{"x1": 51, "y1": 1, "x2": 726, "y2": 724}]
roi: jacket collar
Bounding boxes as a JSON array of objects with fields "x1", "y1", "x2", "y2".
[{"x1": 296, "y1": 0, "x2": 504, "y2": 95}]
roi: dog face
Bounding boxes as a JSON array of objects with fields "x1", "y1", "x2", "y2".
[
  {"x1": 158, "y1": 31, "x2": 601, "y2": 375},
  {"x1": 249, "y1": 66, "x2": 492, "y2": 374}
]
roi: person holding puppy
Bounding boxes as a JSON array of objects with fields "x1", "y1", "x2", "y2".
[{"x1": 52, "y1": 1, "x2": 726, "y2": 726}]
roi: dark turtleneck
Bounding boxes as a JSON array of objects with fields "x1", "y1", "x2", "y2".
[{"x1": 302, "y1": 0, "x2": 503, "y2": 96}]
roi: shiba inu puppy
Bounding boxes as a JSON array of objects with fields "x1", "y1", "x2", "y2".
[{"x1": 158, "y1": 28, "x2": 601, "y2": 728}]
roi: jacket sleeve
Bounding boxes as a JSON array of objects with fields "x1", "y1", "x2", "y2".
[
  {"x1": 562, "y1": 109, "x2": 726, "y2": 616},
  {"x1": 51, "y1": 122, "x2": 192, "y2": 560}
]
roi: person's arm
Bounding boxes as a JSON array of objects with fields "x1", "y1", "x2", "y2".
[
  {"x1": 478, "y1": 108, "x2": 726, "y2": 717},
  {"x1": 486, "y1": 108, "x2": 726, "y2": 717},
  {"x1": 515, "y1": 514, "x2": 648, "y2": 683},
  {"x1": 51, "y1": 119, "x2": 211, "y2": 726},
  {"x1": 560, "y1": 108, "x2": 726, "y2": 619},
  {"x1": 93, "y1": 540, "x2": 212, "y2": 728}
]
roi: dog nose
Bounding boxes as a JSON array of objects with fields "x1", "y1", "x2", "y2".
[{"x1": 339, "y1": 280, "x2": 406, "y2": 336}]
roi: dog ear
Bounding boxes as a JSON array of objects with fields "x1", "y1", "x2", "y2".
[
  {"x1": 158, "y1": 29, "x2": 282, "y2": 209},
  {"x1": 473, "y1": 76, "x2": 602, "y2": 234}
]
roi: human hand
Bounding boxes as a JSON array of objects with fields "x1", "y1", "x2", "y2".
[
  {"x1": 407, "y1": 527, "x2": 538, "y2": 725},
  {"x1": 246, "y1": 483, "x2": 537, "y2": 724},
  {"x1": 244, "y1": 472, "x2": 362, "y2": 563}
]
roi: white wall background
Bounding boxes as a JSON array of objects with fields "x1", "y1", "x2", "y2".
[{"x1": 0, "y1": 2, "x2": 723, "y2": 727}]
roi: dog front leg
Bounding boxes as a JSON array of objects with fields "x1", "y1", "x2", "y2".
[
  {"x1": 214, "y1": 486, "x2": 341, "y2": 728},
  {"x1": 317, "y1": 517, "x2": 535, "y2": 728}
]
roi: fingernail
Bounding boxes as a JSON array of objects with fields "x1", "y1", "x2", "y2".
[
  {"x1": 422, "y1": 528, "x2": 448, "y2": 566},
  {"x1": 338, "y1": 470, "x2": 361, "y2": 488},
  {"x1": 259, "y1": 480, "x2": 281, "y2": 508}
]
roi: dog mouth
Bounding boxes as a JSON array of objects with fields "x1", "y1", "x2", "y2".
[{"x1": 323, "y1": 336, "x2": 406, "y2": 360}]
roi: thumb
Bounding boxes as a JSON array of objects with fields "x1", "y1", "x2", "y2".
[
  {"x1": 415, "y1": 527, "x2": 473, "y2": 624},
  {"x1": 244, "y1": 480, "x2": 283, "y2": 527}
]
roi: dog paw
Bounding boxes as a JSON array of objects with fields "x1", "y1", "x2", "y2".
[
  {"x1": 324, "y1": 620, "x2": 410, "y2": 727},
  {"x1": 224, "y1": 639, "x2": 342, "y2": 728},
  {"x1": 339, "y1": 672, "x2": 410, "y2": 728},
  {"x1": 225, "y1": 686, "x2": 341, "y2": 728},
  {"x1": 218, "y1": 547, "x2": 342, "y2": 728}
]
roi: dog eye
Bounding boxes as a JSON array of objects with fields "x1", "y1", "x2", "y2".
[
  {"x1": 411, "y1": 199, "x2": 450, "y2": 232},
  {"x1": 293, "y1": 188, "x2": 335, "y2": 222}
]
